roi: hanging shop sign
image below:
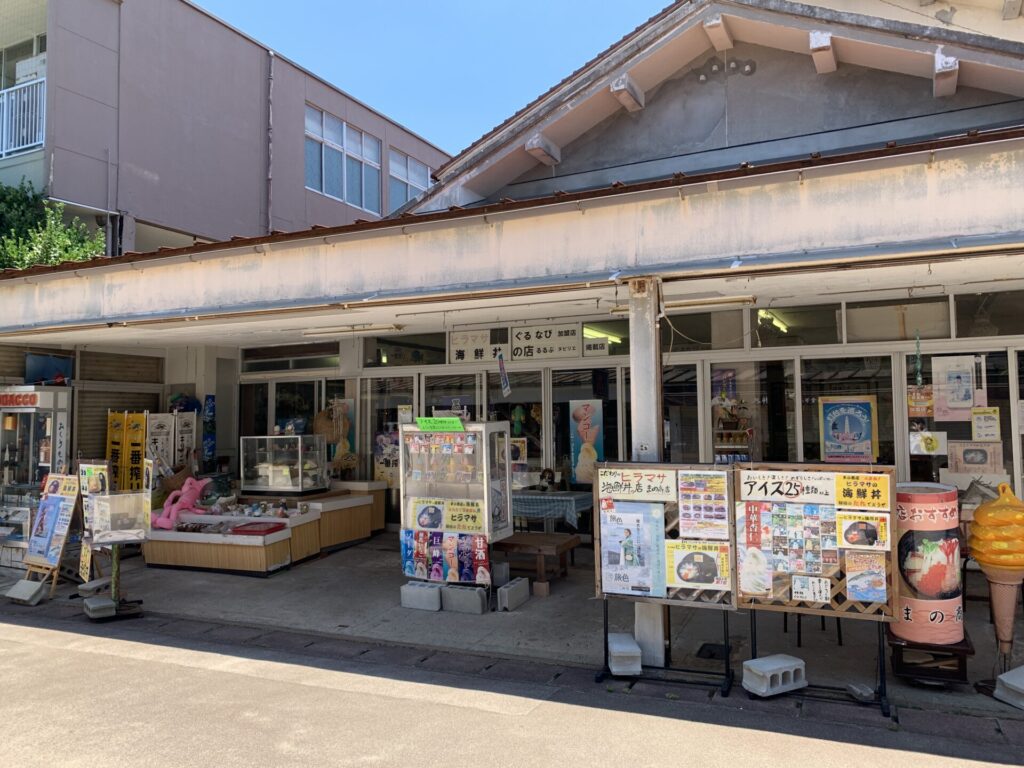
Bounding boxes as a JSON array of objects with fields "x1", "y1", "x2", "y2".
[
  {"x1": 0, "y1": 391, "x2": 40, "y2": 408},
  {"x1": 819, "y1": 396, "x2": 878, "y2": 463},
  {"x1": 510, "y1": 323, "x2": 580, "y2": 360},
  {"x1": 449, "y1": 329, "x2": 509, "y2": 364}
]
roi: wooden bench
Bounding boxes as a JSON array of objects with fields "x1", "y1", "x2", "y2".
[{"x1": 491, "y1": 532, "x2": 581, "y2": 597}]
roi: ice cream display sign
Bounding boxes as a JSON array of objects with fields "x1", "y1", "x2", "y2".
[{"x1": 570, "y1": 399, "x2": 603, "y2": 484}]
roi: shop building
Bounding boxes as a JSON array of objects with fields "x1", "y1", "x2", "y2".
[
  {"x1": 0, "y1": 0, "x2": 448, "y2": 254},
  {"x1": 0, "y1": 0, "x2": 1024, "y2": 654}
]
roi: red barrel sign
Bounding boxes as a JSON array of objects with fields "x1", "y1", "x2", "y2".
[{"x1": 892, "y1": 483, "x2": 963, "y2": 644}]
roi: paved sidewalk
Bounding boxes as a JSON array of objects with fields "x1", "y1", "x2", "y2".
[{"x1": 0, "y1": 598, "x2": 1022, "y2": 764}]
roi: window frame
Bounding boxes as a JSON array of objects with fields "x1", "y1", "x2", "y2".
[
  {"x1": 304, "y1": 103, "x2": 382, "y2": 216},
  {"x1": 387, "y1": 148, "x2": 431, "y2": 214}
]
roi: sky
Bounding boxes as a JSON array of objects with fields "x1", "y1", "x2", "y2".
[{"x1": 194, "y1": 0, "x2": 672, "y2": 156}]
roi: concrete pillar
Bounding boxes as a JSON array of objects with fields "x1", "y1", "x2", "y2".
[{"x1": 627, "y1": 277, "x2": 667, "y2": 667}]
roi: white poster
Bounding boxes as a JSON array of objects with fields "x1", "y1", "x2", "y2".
[
  {"x1": 791, "y1": 575, "x2": 831, "y2": 603},
  {"x1": 738, "y1": 470, "x2": 835, "y2": 505},
  {"x1": 147, "y1": 413, "x2": 175, "y2": 465},
  {"x1": 173, "y1": 411, "x2": 197, "y2": 466},
  {"x1": 599, "y1": 498, "x2": 666, "y2": 598},
  {"x1": 933, "y1": 355, "x2": 975, "y2": 421}
]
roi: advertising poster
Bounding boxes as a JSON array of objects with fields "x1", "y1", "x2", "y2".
[
  {"x1": 427, "y1": 531, "x2": 445, "y2": 581},
  {"x1": 509, "y1": 438, "x2": 528, "y2": 473},
  {"x1": 665, "y1": 540, "x2": 730, "y2": 591},
  {"x1": 932, "y1": 355, "x2": 975, "y2": 421},
  {"x1": 444, "y1": 499, "x2": 484, "y2": 533},
  {"x1": 677, "y1": 470, "x2": 730, "y2": 540},
  {"x1": 442, "y1": 533, "x2": 461, "y2": 582},
  {"x1": 411, "y1": 497, "x2": 447, "y2": 530},
  {"x1": 570, "y1": 399, "x2": 603, "y2": 484},
  {"x1": 79, "y1": 463, "x2": 110, "y2": 497},
  {"x1": 907, "y1": 385, "x2": 933, "y2": 418},
  {"x1": 471, "y1": 534, "x2": 491, "y2": 584},
  {"x1": 400, "y1": 529, "x2": 416, "y2": 577},
  {"x1": 835, "y1": 473, "x2": 891, "y2": 511},
  {"x1": 598, "y1": 467, "x2": 676, "y2": 502},
  {"x1": 837, "y1": 511, "x2": 891, "y2": 550},
  {"x1": 173, "y1": 411, "x2": 197, "y2": 466},
  {"x1": 971, "y1": 407, "x2": 1000, "y2": 442},
  {"x1": 739, "y1": 469, "x2": 836, "y2": 505},
  {"x1": 146, "y1": 413, "x2": 175, "y2": 467},
  {"x1": 845, "y1": 551, "x2": 888, "y2": 603},
  {"x1": 948, "y1": 441, "x2": 1004, "y2": 474},
  {"x1": 599, "y1": 498, "x2": 666, "y2": 598},
  {"x1": 412, "y1": 530, "x2": 429, "y2": 578},
  {"x1": 373, "y1": 430, "x2": 401, "y2": 488},
  {"x1": 791, "y1": 575, "x2": 831, "y2": 603},
  {"x1": 124, "y1": 412, "x2": 147, "y2": 491},
  {"x1": 909, "y1": 431, "x2": 947, "y2": 456},
  {"x1": 26, "y1": 476, "x2": 78, "y2": 568},
  {"x1": 105, "y1": 411, "x2": 125, "y2": 492},
  {"x1": 819, "y1": 396, "x2": 878, "y2": 463},
  {"x1": 736, "y1": 502, "x2": 772, "y2": 597}
]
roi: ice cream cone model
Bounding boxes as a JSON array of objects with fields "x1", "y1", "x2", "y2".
[{"x1": 968, "y1": 483, "x2": 1024, "y2": 655}]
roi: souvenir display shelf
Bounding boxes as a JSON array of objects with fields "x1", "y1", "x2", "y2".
[{"x1": 239, "y1": 434, "x2": 328, "y2": 494}]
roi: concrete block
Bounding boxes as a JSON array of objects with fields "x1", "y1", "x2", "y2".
[
  {"x1": 532, "y1": 580, "x2": 551, "y2": 597},
  {"x1": 491, "y1": 562, "x2": 510, "y2": 587},
  {"x1": 441, "y1": 584, "x2": 487, "y2": 614},
  {"x1": 400, "y1": 581, "x2": 442, "y2": 611},
  {"x1": 607, "y1": 632, "x2": 643, "y2": 677},
  {"x1": 78, "y1": 576, "x2": 111, "y2": 597},
  {"x1": 742, "y1": 654, "x2": 807, "y2": 697},
  {"x1": 5, "y1": 579, "x2": 47, "y2": 606},
  {"x1": 83, "y1": 596, "x2": 117, "y2": 619},
  {"x1": 994, "y1": 665, "x2": 1024, "y2": 711},
  {"x1": 497, "y1": 577, "x2": 530, "y2": 611}
]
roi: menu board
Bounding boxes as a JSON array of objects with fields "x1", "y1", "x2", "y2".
[
  {"x1": 735, "y1": 464, "x2": 895, "y2": 619},
  {"x1": 595, "y1": 464, "x2": 735, "y2": 609}
]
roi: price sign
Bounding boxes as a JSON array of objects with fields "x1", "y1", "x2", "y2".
[{"x1": 739, "y1": 470, "x2": 835, "y2": 505}]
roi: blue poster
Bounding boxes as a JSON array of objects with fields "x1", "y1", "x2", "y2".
[
  {"x1": 569, "y1": 399, "x2": 604, "y2": 484},
  {"x1": 820, "y1": 396, "x2": 878, "y2": 463},
  {"x1": 399, "y1": 529, "x2": 415, "y2": 577}
]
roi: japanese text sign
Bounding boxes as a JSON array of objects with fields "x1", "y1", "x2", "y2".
[
  {"x1": 739, "y1": 470, "x2": 835, "y2": 505},
  {"x1": 598, "y1": 468, "x2": 676, "y2": 502},
  {"x1": 835, "y1": 473, "x2": 891, "y2": 511}
]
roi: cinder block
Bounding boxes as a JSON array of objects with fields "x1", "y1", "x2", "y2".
[
  {"x1": 742, "y1": 654, "x2": 808, "y2": 697},
  {"x1": 78, "y1": 577, "x2": 111, "y2": 597},
  {"x1": 441, "y1": 584, "x2": 488, "y2": 614},
  {"x1": 607, "y1": 632, "x2": 643, "y2": 676},
  {"x1": 400, "y1": 581, "x2": 442, "y2": 611},
  {"x1": 5, "y1": 579, "x2": 47, "y2": 606},
  {"x1": 491, "y1": 562, "x2": 510, "y2": 587},
  {"x1": 497, "y1": 577, "x2": 530, "y2": 611},
  {"x1": 83, "y1": 596, "x2": 117, "y2": 619},
  {"x1": 995, "y1": 665, "x2": 1024, "y2": 711}
]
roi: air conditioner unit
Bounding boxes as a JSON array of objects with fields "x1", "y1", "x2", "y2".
[{"x1": 15, "y1": 53, "x2": 46, "y2": 84}]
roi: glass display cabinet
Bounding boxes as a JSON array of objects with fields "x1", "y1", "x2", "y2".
[
  {"x1": 399, "y1": 421, "x2": 513, "y2": 545},
  {"x1": 0, "y1": 386, "x2": 70, "y2": 505},
  {"x1": 240, "y1": 434, "x2": 328, "y2": 494}
]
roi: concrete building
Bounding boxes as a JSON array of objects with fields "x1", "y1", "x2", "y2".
[
  {"x1": 0, "y1": 0, "x2": 448, "y2": 254},
  {"x1": 1, "y1": 0, "x2": 1024, "y2": 665}
]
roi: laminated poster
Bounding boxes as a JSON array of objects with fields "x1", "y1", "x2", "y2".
[
  {"x1": 819, "y1": 396, "x2": 878, "y2": 463},
  {"x1": 445, "y1": 499, "x2": 484, "y2": 533},
  {"x1": 835, "y1": 473, "x2": 891, "y2": 512},
  {"x1": 570, "y1": 399, "x2": 603, "y2": 484},
  {"x1": 427, "y1": 531, "x2": 445, "y2": 581},
  {"x1": 400, "y1": 529, "x2": 416, "y2": 577},
  {"x1": 412, "y1": 498, "x2": 447, "y2": 530},
  {"x1": 837, "y1": 511, "x2": 890, "y2": 551},
  {"x1": 907, "y1": 385, "x2": 933, "y2": 419},
  {"x1": 791, "y1": 576, "x2": 831, "y2": 603},
  {"x1": 677, "y1": 470, "x2": 730, "y2": 540},
  {"x1": 442, "y1": 533, "x2": 461, "y2": 582},
  {"x1": 970, "y1": 407, "x2": 1000, "y2": 442},
  {"x1": 599, "y1": 498, "x2": 666, "y2": 598},
  {"x1": 665, "y1": 540, "x2": 730, "y2": 591},
  {"x1": 932, "y1": 355, "x2": 975, "y2": 421},
  {"x1": 412, "y1": 530, "x2": 430, "y2": 579},
  {"x1": 845, "y1": 551, "x2": 888, "y2": 604},
  {"x1": 471, "y1": 534, "x2": 491, "y2": 585},
  {"x1": 735, "y1": 502, "x2": 771, "y2": 598}
]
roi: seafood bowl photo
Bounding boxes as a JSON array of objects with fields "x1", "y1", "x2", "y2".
[{"x1": 897, "y1": 530, "x2": 961, "y2": 600}]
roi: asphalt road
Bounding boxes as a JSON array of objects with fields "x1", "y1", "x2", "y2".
[{"x1": 0, "y1": 619, "x2": 1019, "y2": 768}]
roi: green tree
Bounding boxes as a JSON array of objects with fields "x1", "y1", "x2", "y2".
[
  {"x1": 0, "y1": 179, "x2": 45, "y2": 237},
  {"x1": 0, "y1": 200, "x2": 105, "y2": 270}
]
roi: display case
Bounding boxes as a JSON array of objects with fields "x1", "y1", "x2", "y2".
[
  {"x1": 1, "y1": 386, "x2": 71, "y2": 504},
  {"x1": 398, "y1": 421, "x2": 512, "y2": 583},
  {"x1": 240, "y1": 434, "x2": 328, "y2": 494}
]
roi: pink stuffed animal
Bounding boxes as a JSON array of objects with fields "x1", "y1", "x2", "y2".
[{"x1": 152, "y1": 477, "x2": 212, "y2": 530}]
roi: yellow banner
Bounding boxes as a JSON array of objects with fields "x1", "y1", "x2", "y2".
[
  {"x1": 835, "y1": 473, "x2": 890, "y2": 511},
  {"x1": 105, "y1": 412, "x2": 125, "y2": 492},
  {"x1": 123, "y1": 412, "x2": 148, "y2": 491}
]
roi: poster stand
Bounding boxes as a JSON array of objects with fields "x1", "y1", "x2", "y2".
[{"x1": 19, "y1": 474, "x2": 81, "y2": 600}]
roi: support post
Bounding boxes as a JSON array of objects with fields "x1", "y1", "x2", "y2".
[{"x1": 627, "y1": 277, "x2": 666, "y2": 667}]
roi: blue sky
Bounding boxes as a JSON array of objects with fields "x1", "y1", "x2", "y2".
[{"x1": 195, "y1": 1, "x2": 671, "y2": 156}]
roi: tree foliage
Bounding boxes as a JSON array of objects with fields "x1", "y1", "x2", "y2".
[{"x1": 0, "y1": 182, "x2": 105, "y2": 270}]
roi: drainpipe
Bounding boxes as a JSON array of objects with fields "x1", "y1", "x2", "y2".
[{"x1": 266, "y1": 50, "x2": 274, "y2": 235}]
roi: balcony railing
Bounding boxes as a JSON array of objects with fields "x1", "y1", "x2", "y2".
[{"x1": 0, "y1": 78, "x2": 45, "y2": 159}]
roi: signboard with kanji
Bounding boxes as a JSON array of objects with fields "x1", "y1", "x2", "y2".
[
  {"x1": 449, "y1": 329, "x2": 510, "y2": 364},
  {"x1": 510, "y1": 323, "x2": 581, "y2": 360}
]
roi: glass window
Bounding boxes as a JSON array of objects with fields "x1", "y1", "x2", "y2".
[
  {"x1": 324, "y1": 145, "x2": 344, "y2": 199},
  {"x1": 409, "y1": 158, "x2": 429, "y2": 189},
  {"x1": 752, "y1": 305, "x2": 841, "y2": 347},
  {"x1": 274, "y1": 381, "x2": 318, "y2": 435},
  {"x1": 801, "y1": 356, "x2": 894, "y2": 465},
  {"x1": 364, "y1": 165, "x2": 381, "y2": 214},
  {"x1": 239, "y1": 383, "x2": 268, "y2": 436},
  {"x1": 346, "y1": 155, "x2": 363, "y2": 205},
  {"x1": 906, "y1": 352, "x2": 1013, "y2": 498},
  {"x1": 710, "y1": 361, "x2": 795, "y2": 464},
  {"x1": 389, "y1": 177, "x2": 409, "y2": 213},
  {"x1": 242, "y1": 342, "x2": 339, "y2": 373},
  {"x1": 389, "y1": 149, "x2": 407, "y2": 178},
  {"x1": 304, "y1": 138, "x2": 322, "y2": 191},
  {"x1": 582, "y1": 320, "x2": 629, "y2": 356},
  {"x1": 847, "y1": 297, "x2": 950, "y2": 342},
  {"x1": 304, "y1": 105, "x2": 323, "y2": 137},
  {"x1": 363, "y1": 134, "x2": 381, "y2": 164},
  {"x1": 487, "y1": 371, "x2": 544, "y2": 488},
  {"x1": 623, "y1": 365, "x2": 699, "y2": 464},
  {"x1": 363, "y1": 333, "x2": 446, "y2": 367},
  {"x1": 361, "y1": 376, "x2": 413, "y2": 495},
  {"x1": 424, "y1": 374, "x2": 479, "y2": 420},
  {"x1": 955, "y1": 291, "x2": 1024, "y2": 338},
  {"x1": 388, "y1": 148, "x2": 430, "y2": 214},
  {"x1": 552, "y1": 369, "x2": 619, "y2": 495},
  {"x1": 324, "y1": 114, "x2": 344, "y2": 146},
  {"x1": 661, "y1": 310, "x2": 744, "y2": 352},
  {"x1": 346, "y1": 125, "x2": 362, "y2": 153}
]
